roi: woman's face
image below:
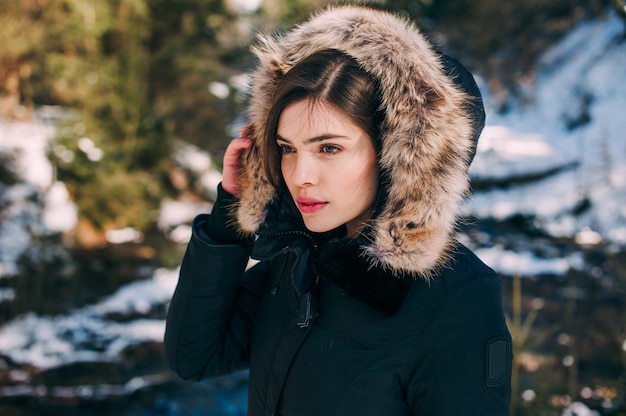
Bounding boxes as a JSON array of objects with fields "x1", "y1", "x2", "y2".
[{"x1": 277, "y1": 99, "x2": 379, "y2": 238}]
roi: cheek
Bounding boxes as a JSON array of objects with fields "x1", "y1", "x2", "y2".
[
  {"x1": 363, "y1": 173, "x2": 380, "y2": 204},
  {"x1": 340, "y1": 167, "x2": 378, "y2": 208},
  {"x1": 358, "y1": 159, "x2": 379, "y2": 194},
  {"x1": 280, "y1": 158, "x2": 291, "y2": 183}
]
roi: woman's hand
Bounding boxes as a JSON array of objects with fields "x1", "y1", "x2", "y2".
[{"x1": 222, "y1": 124, "x2": 254, "y2": 197}]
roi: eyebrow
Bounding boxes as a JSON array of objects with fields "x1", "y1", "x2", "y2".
[{"x1": 276, "y1": 134, "x2": 352, "y2": 144}]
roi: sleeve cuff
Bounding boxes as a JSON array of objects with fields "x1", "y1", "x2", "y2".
[{"x1": 202, "y1": 183, "x2": 253, "y2": 245}]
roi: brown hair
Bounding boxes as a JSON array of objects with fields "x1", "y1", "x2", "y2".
[{"x1": 261, "y1": 49, "x2": 384, "y2": 187}]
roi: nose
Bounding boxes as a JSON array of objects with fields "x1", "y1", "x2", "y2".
[{"x1": 289, "y1": 154, "x2": 317, "y2": 187}]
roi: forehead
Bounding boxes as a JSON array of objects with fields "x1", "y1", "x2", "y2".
[{"x1": 277, "y1": 99, "x2": 366, "y2": 142}]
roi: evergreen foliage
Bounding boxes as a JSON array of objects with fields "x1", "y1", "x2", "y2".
[{"x1": 1, "y1": 0, "x2": 245, "y2": 238}]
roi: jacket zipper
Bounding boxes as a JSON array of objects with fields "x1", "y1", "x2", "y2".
[
  {"x1": 256, "y1": 228, "x2": 318, "y2": 248},
  {"x1": 296, "y1": 292, "x2": 312, "y2": 328}
]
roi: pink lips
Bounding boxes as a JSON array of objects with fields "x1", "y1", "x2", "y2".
[{"x1": 296, "y1": 197, "x2": 328, "y2": 213}]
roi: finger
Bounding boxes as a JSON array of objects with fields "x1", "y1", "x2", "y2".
[
  {"x1": 229, "y1": 137, "x2": 253, "y2": 149},
  {"x1": 223, "y1": 138, "x2": 253, "y2": 171},
  {"x1": 225, "y1": 137, "x2": 253, "y2": 159}
]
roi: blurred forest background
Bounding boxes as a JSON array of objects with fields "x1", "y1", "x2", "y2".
[
  {"x1": 1, "y1": 0, "x2": 626, "y2": 415},
  {"x1": 0, "y1": 0, "x2": 608, "y2": 246},
  {"x1": 1, "y1": 0, "x2": 620, "y2": 244}
]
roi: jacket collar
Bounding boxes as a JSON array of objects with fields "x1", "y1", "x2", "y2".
[{"x1": 252, "y1": 194, "x2": 414, "y2": 315}]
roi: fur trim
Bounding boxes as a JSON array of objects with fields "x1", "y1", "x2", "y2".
[{"x1": 235, "y1": 6, "x2": 475, "y2": 277}]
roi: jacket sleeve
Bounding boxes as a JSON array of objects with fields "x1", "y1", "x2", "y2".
[
  {"x1": 164, "y1": 189, "x2": 268, "y2": 381},
  {"x1": 406, "y1": 271, "x2": 512, "y2": 415}
]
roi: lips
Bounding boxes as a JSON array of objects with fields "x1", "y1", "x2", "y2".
[{"x1": 296, "y1": 197, "x2": 328, "y2": 214}]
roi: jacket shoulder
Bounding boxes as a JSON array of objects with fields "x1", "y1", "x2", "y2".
[
  {"x1": 400, "y1": 242, "x2": 506, "y2": 335},
  {"x1": 420, "y1": 242, "x2": 501, "y2": 300}
]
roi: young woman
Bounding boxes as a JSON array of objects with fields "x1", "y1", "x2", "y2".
[{"x1": 165, "y1": 6, "x2": 512, "y2": 415}]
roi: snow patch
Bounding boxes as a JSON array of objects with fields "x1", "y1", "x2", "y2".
[
  {"x1": 469, "y1": 11, "x2": 626, "y2": 245},
  {"x1": 0, "y1": 268, "x2": 178, "y2": 369}
]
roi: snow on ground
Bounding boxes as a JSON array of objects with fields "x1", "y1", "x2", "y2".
[
  {"x1": 0, "y1": 184, "x2": 38, "y2": 277},
  {"x1": 562, "y1": 402, "x2": 600, "y2": 416},
  {"x1": 0, "y1": 118, "x2": 77, "y2": 278},
  {"x1": 473, "y1": 245, "x2": 585, "y2": 278},
  {"x1": 0, "y1": 268, "x2": 178, "y2": 369},
  {"x1": 0, "y1": 119, "x2": 56, "y2": 189},
  {"x1": 467, "y1": 10, "x2": 626, "y2": 247}
]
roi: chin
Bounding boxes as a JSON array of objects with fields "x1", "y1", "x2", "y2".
[{"x1": 303, "y1": 221, "x2": 336, "y2": 234}]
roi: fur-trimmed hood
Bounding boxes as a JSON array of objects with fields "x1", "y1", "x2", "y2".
[{"x1": 234, "y1": 5, "x2": 485, "y2": 278}]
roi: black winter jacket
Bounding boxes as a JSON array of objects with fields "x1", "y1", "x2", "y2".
[
  {"x1": 165, "y1": 187, "x2": 512, "y2": 415},
  {"x1": 165, "y1": 6, "x2": 512, "y2": 415}
]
